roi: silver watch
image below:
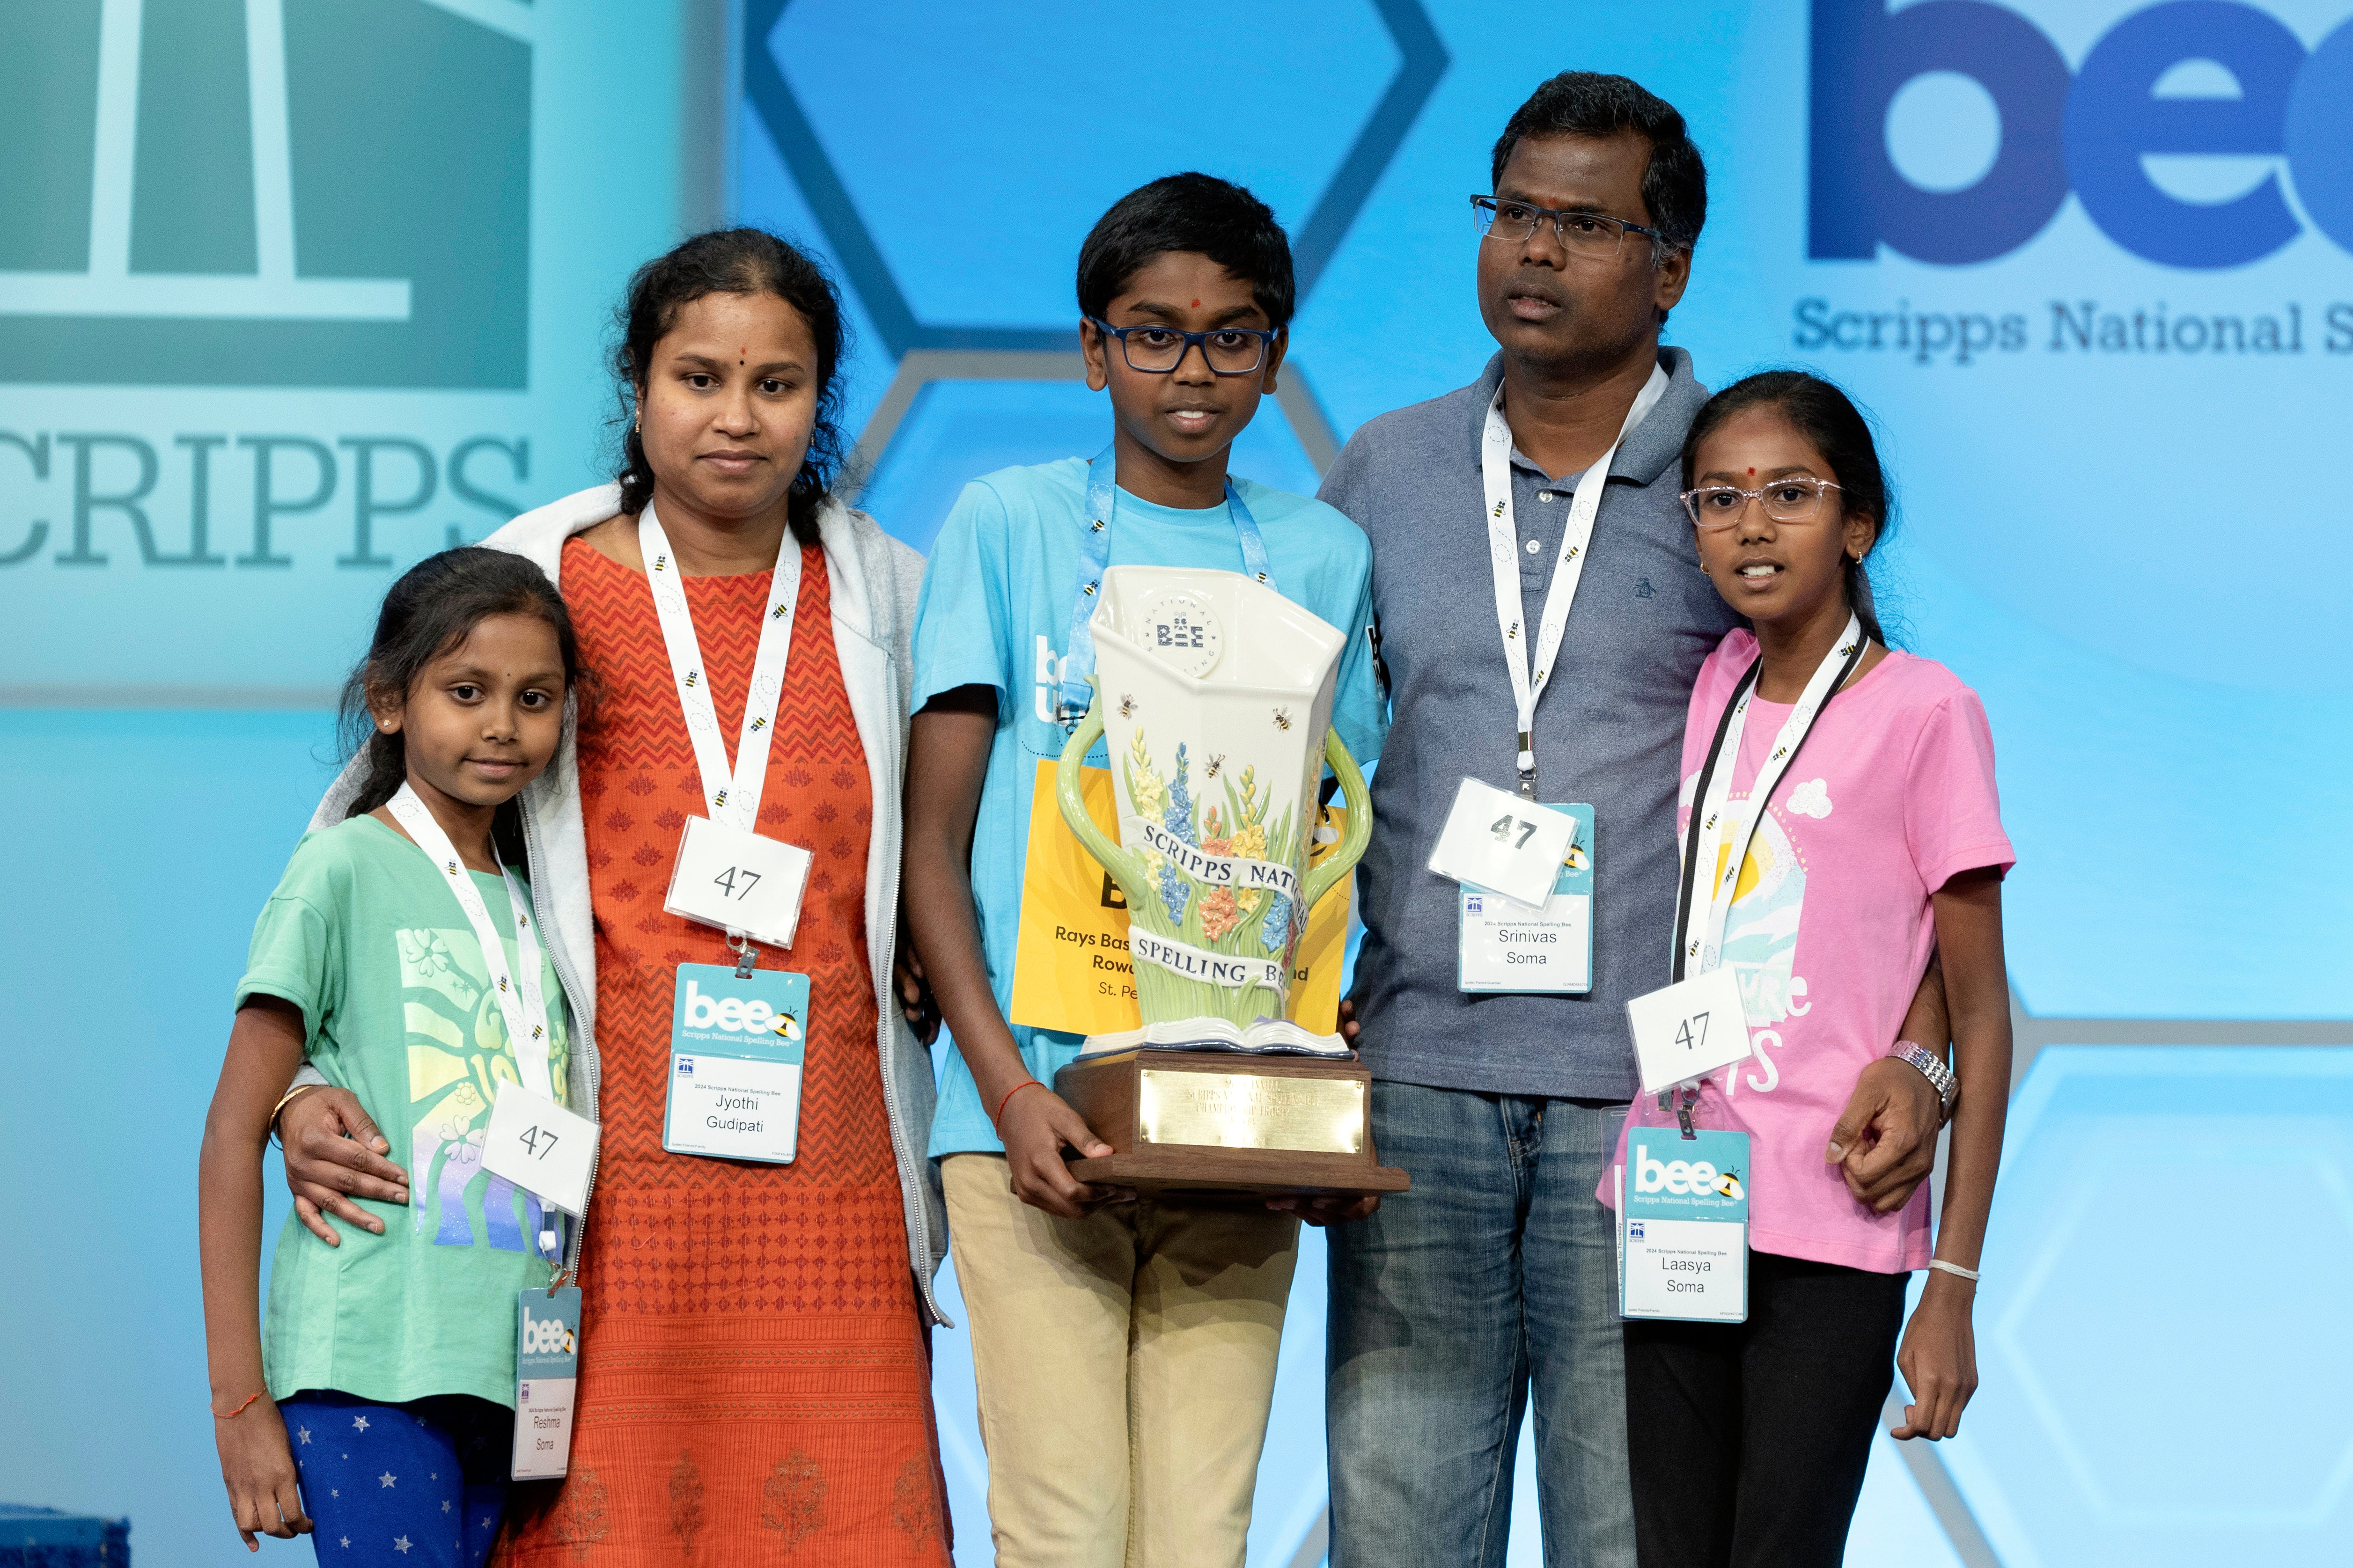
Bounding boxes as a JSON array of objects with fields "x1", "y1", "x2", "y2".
[{"x1": 1890, "y1": 1040, "x2": 1957, "y2": 1120}]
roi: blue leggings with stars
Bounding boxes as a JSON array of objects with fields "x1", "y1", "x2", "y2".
[{"x1": 279, "y1": 1390, "x2": 511, "y2": 1567}]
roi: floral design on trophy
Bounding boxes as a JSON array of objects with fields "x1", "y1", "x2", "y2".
[{"x1": 1057, "y1": 565, "x2": 1372, "y2": 1050}]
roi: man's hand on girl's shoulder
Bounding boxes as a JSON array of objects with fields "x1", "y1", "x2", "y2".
[{"x1": 279, "y1": 1087, "x2": 410, "y2": 1243}]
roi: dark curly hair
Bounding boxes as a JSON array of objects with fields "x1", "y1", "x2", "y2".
[
  {"x1": 612, "y1": 228, "x2": 850, "y2": 545},
  {"x1": 338, "y1": 548, "x2": 591, "y2": 865},
  {"x1": 1680, "y1": 370, "x2": 1899, "y2": 648}
]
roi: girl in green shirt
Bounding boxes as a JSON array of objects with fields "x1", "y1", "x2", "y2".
[{"x1": 198, "y1": 547, "x2": 589, "y2": 1561}]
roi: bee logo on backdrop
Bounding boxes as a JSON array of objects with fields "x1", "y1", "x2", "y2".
[
  {"x1": 0, "y1": 0, "x2": 530, "y2": 388},
  {"x1": 1797, "y1": 0, "x2": 2353, "y2": 366}
]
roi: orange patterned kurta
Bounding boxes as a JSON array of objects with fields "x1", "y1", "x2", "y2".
[{"x1": 499, "y1": 536, "x2": 945, "y2": 1565}]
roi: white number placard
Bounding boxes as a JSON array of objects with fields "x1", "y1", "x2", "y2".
[
  {"x1": 663, "y1": 814, "x2": 813, "y2": 949},
  {"x1": 1426, "y1": 777, "x2": 1577, "y2": 908},
  {"x1": 1624, "y1": 966, "x2": 1755, "y2": 1095},
  {"x1": 481, "y1": 1079, "x2": 598, "y2": 1216}
]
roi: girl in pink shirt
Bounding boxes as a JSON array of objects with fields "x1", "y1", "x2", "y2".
[{"x1": 1618, "y1": 372, "x2": 2014, "y2": 1567}]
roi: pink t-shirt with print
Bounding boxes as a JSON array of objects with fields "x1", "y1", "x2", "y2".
[{"x1": 1603, "y1": 629, "x2": 2015, "y2": 1274}]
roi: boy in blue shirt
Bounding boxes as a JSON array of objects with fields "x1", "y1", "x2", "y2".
[{"x1": 904, "y1": 173, "x2": 1386, "y2": 1567}]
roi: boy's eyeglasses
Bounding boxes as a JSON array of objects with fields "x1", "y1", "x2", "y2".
[
  {"x1": 1087, "y1": 317, "x2": 1278, "y2": 375},
  {"x1": 1680, "y1": 477, "x2": 1846, "y2": 530},
  {"x1": 1471, "y1": 196, "x2": 1675, "y2": 259}
]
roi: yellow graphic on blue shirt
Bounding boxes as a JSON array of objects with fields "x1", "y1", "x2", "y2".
[{"x1": 396, "y1": 927, "x2": 567, "y2": 1251}]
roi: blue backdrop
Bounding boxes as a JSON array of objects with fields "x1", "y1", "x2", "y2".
[{"x1": 5, "y1": 2, "x2": 2350, "y2": 1564}]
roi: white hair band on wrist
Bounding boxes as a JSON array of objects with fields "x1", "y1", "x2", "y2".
[{"x1": 1929, "y1": 1259, "x2": 1981, "y2": 1282}]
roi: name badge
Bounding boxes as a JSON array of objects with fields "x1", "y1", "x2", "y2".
[
  {"x1": 1459, "y1": 803, "x2": 1593, "y2": 995},
  {"x1": 1618, "y1": 1127, "x2": 1749, "y2": 1323},
  {"x1": 664, "y1": 815, "x2": 813, "y2": 949},
  {"x1": 1427, "y1": 777, "x2": 1578, "y2": 909},
  {"x1": 1624, "y1": 966, "x2": 1754, "y2": 1095},
  {"x1": 512, "y1": 1287, "x2": 581, "y2": 1480},
  {"x1": 481, "y1": 1080, "x2": 598, "y2": 1216},
  {"x1": 662, "y1": 963, "x2": 808, "y2": 1165}
]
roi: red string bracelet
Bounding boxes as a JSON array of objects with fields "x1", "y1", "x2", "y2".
[
  {"x1": 212, "y1": 1392, "x2": 265, "y2": 1420},
  {"x1": 993, "y1": 1079, "x2": 1043, "y2": 1129}
]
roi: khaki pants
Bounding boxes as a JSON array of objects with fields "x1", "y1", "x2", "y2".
[{"x1": 943, "y1": 1153, "x2": 1300, "y2": 1568}]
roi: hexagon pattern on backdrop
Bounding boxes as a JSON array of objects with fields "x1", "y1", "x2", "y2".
[
  {"x1": 1942, "y1": 1045, "x2": 2353, "y2": 1568},
  {"x1": 730, "y1": 6, "x2": 2353, "y2": 1566}
]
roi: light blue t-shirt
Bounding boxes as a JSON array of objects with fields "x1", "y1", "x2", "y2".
[{"x1": 912, "y1": 456, "x2": 1387, "y2": 1156}]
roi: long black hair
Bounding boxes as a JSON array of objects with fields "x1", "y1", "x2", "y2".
[
  {"x1": 611, "y1": 227, "x2": 850, "y2": 545},
  {"x1": 1680, "y1": 370, "x2": 1897, "y2": 647},
  {"x1": 338, "y1": 548, "x2": 590, "y2": 864}
]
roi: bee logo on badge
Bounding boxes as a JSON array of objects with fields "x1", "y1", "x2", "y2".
[
  {"x1": 1714, "y1": 1169, "x2": 1745, "y2": 1201},
  {"x1": 771, "y1": 1013, "x2": 802, "y2": 1041}
]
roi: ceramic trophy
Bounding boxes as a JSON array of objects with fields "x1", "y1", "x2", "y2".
[{"x1": 1050, "y1": 565, "x2": 1407, "y2": 1197}]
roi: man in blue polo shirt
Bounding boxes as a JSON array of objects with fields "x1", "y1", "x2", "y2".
[{"x1": 1315, "y1": 73, "x2": 1948, "y2": 1566}]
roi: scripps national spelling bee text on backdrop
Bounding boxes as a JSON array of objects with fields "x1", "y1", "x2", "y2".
[{"x1": 3, "y1": 2, "x2": 2350, "y2": 1565}]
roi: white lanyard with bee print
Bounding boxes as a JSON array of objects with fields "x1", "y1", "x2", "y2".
[
  {"x1": 387, "y1": 784, "x2": 593, "y2": 1233},
  {"x1": 640, "y1": 504, "x2": 816, "y2": 952},
  {"x1": 1623, "y1": 615, "x2": 1865, "y2": 1096}
]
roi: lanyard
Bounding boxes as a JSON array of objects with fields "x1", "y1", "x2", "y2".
[
  {"x1": 1057, "y1": 443, "x2": 1274, "y2": 727},
  {"x1": 639, "y1": 504, "x2": 801, "y2": 830},
  {"x1": 1483, "y1": 363, "x2": 1669, "y2": 797},
  {"x1": 1672, "y1": 615, "x2": 1866, "y2": 980},
  {"x1": 385, "y1": 784, "x2": 557, "y2": 1103}
]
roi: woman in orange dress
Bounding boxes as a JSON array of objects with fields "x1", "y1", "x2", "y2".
[{"x1": 278, "y1": 230, "x2": 949, "y2": 1564}]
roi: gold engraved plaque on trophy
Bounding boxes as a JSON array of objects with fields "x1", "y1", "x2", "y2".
[{"x1": 1138, "y1": 1070, "x2": 1366, "y2": 1155}]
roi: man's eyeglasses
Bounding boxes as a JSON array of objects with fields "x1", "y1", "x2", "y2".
[
  {"x1": 1087, "y1": 317, "x2": 1277, "y2": 375},
  {"x1": 1680, "y1": 476, "x2": 1845, "y2": 530},
  {"x1": 1471, "y1": 196, "x2": 1675, "y2": 260}
]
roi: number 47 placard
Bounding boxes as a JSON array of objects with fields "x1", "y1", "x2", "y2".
[
  {"x1": 482, "y1": 1080, "x2": 599, "y2": 1216},
  {"x1": 1427, "y1": 777, "x2": 1579, "y2": 907},
  {"x1": 1624, "y1": 966, "x2": 1756, "y2": 1095},
  {"x1": 664, "y1": 815, "x2": 813, "y2": 949}
]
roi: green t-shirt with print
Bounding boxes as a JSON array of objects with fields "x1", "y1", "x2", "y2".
[{"x1": 241, "y1": 813, "x2": 571, "y2": 1409}]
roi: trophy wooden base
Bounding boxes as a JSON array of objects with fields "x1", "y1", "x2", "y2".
[{"x1": 1055, "y1": 1049, "x2": 1411, "y2": 1198}]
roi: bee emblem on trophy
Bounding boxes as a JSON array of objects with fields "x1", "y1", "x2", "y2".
[
  {"x1": 1118, "y1": 693, "x2": 1137, "y2": 719},
  {"x1": 1272, "y1": 707, "x2": 1292, "y2": 732}
]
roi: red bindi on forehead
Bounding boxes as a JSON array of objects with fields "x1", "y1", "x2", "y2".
[{"x1": 1191, "y1": 298, "x2": 1200, "y2": 307}]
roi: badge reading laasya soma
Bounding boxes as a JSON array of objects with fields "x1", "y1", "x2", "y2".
[{"x1": 1619, "y1": 1127, "x2": 1750, "y2": 1324}]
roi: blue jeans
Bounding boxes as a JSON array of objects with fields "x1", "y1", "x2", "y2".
[{"x1": 1327, "y1": 1084, "x2": 1633, "y2": 1568}]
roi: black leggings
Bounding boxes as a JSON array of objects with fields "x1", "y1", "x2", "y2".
[{"x1": 1622, "y1": 1251, "x2": 1908, "y2": 1568}]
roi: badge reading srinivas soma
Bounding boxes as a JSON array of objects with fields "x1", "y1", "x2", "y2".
[{"x1": 1459, "y1": 803, "x2": 1593, "y2": 994}]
